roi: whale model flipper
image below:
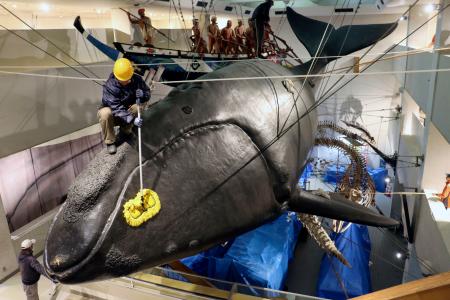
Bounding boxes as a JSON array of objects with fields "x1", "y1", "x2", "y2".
[{"x1": 288, "y1": 187, "x2": 399, "y2": 228}]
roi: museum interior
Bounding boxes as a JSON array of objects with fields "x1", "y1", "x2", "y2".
[{"x1": 0, "y1": 0, "x2": 449, "y2": 299}]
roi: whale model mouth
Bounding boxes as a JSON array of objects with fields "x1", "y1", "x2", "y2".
[{"x1": 44, "y1": 122, "x2": 280, "y2": 283}]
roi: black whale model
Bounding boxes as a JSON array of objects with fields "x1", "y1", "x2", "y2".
[{"x1": 44, "y1": 8, "x2": 399, "y2": 283}]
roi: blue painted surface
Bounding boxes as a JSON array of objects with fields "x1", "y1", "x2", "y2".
[
  {"x1": 165, "y1": 212, "x2": 302, "y2": 294},
  {"x1": 317, "y1": 224, "x2": 372, "y2": 299}
]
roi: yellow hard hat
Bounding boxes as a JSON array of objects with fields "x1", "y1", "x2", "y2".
[{"x1": 113, "y1": 58, "x2": 134, "y2": 81}]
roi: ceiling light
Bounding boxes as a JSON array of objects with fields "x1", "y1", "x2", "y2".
[
  {"x1": 399, "y1": 15, "x2": 407, "y2": 21},
  {"x1": 96, "y1": 8, "x2": 102, "y2": 14},
  {"x1": 395, "y1": 252, "x2": 402, "y2": 259},
  {"x1": 40, "y1": 3, "x2": 50, "y2": 12},
  {"x1": 424, "y1": 4, "x2": 435, "y2": 13},
  {"x1": 12, "y1": 4, "x2": 17, "y2": 8}
]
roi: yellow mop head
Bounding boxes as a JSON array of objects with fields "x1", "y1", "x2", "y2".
[{"x1": 123, "y1": 189, "x2": 161, "y2": 227}]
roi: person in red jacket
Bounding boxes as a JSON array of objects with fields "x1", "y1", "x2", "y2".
[
  {"x1": 434, "y1": 173, "x2": 450, "y2": 209},
  {"x1": 18, "y1": 239, "x2": 53, "y2": 300}
]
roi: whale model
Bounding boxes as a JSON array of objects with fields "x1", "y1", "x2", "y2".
[{"x1": 44, "y1": 8, "x2": 399, "y2": 283}]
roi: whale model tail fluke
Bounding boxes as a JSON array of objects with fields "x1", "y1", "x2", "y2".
[
  {"x1": 286, "y1": 7, "x2": 398, "y2": 64},
  {"x1": 74, "y1": 16, "x2": 120, "y2": 61}
]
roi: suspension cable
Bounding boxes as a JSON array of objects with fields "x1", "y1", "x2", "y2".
[
  {"x1": 0, "y1": 23, "x2": 103, "y2": 87},
  {"x1": 0, "y1": 3, "x2": 101, "y2": 80}
]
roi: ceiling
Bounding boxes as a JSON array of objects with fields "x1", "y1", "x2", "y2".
[{"x1": 0, "y1": 0, "x2": 434, "y2": 17}]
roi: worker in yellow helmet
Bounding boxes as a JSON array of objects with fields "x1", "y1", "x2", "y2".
[{"x1": 98, "y1": 58, "x2": 150, "y2": 154}]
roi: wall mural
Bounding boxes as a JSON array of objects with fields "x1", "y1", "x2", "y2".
[{"x1": 0, "y1": 133, "x2": 103, "y2": 232}]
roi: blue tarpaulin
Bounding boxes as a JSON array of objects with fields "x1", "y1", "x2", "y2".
[
  {"x1": 317, "y1": 224, "x2": 372, "y2": 300},
  {"x1": 167, "y1": 212, "x2": 302, "y2": 293},
  {"x1": 299, "y1": 163, "x2": 313, "y2": 187},
  {"x1": 367, "y1": 167, "x2": 388, "y2": 192},
  {"x1": 324, "y1": 165, "x2": 347, "y2": 184}
]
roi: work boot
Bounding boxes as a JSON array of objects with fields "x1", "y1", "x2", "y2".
[{"x1": 106, "y1": 143, "x2": 117, "y2": 155}]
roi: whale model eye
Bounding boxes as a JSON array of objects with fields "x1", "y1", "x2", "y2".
[{"x1": 182, "y1": 106, "x2": 193, "y2": 114}]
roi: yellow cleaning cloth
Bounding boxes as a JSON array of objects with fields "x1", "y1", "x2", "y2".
[{"x1": 123, "y1": 188, "x2": 161, "y2": 227}]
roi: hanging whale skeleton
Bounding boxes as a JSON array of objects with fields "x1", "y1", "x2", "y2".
[{"x1": 44, "y1": 7, "x2": 400, "y2": 283}]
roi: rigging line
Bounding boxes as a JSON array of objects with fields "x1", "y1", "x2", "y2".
[
  {"x1": 327, "y1": 254, "x2": 350, "y2": 299},
  {"x1": 278, "y1": 0, "x2": 341, "y2": 133},
  {"x1": 239, "y1": 4, "x2": 244, "y2": 21},
  {"x1": 285, "y1": 0, "x2": 446, "y2": 132},
  {"x1": 0, "y1": 24, "x2": 103, "y2": 87},
  {"x1": 184, "y1": 0, "x2": 213, "y2": 80},
  {"x1": 2, "y1": 44, "x2": 442, "y2": 69},
  {"x1": 276, "y1": 0, "x2": 294, "y2": 38},
  {"x1": 317, "y1": 0, "x2": 361, "y2": 100},
  {"x1": 279, "y1": 0, "x2": 348, "y2": 134},
  {"x1": 6, "y1": 66, "x2": 450, "y2": 82},
  {"x1": 317, "y1": 0, "x2": 360, "y2": 99},
  {"x1": 170, "y1": 0, "x2": 189, "y2": 48},
  {"x1": 320, "y1": 223, "x2": 424, "y2": 281},
  {"x1": 0, "y1": 3, "x2": 100, "y2": 80},
  {"x1": 317, "y1": 0, "x2": 426, "y2": 103},
  {"x1": 275, "y1": 0, "x2": 290, "y2": 37},
  {"x1": 168, "y1": 0, "x2": 172, "y2": 49},
  {"x1": 233, "y1": 3, "x2": 239, "y2": 21}
]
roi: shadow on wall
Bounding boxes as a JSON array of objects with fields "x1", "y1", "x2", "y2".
[{"x1": 0, "y1": 132, "x2": 103, "y2": 232}]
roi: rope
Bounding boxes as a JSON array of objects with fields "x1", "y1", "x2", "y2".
[
  {"x1": 278, "y1": 0, "x2": 342, "y2": 133},
  {"x1": 317, "y1": 0, "x2": 427, "y2": 103},
  {"x1": 317, "y1": 0, "x2": 360, "y2": 100},
  {"x1": 4, "y1": 66, "x2": 450, "y2": 82},
  {"x1": 282, "y1": 0, "x2": 447, "y2": 142},
  {"x1": 170, "y1": 0, "x2": 190, "y2": 48},
  {"x1": 1, "y1": 45, "x2": 444, "y2": 69},
  {"x1": 0, "y1": 24, "x2": 104, "y2": 87},
  {"x1": 0, "y1": 3, "x2": 101, "y2": 80},
  {"x1": 137, "y1": 104, "x2": 144, "y2": 194}
]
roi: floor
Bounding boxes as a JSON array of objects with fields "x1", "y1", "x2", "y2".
[{"x1": 0, "y1": 256, "x2": 61, "y2": 300}]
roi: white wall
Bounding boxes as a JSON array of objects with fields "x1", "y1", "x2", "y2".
[
  {"x1": 0, "y1": 194, "x2": 17, "y2": 282},
  {"x1": 421, "y1": 123, "x2": 450, "y2": 191}
]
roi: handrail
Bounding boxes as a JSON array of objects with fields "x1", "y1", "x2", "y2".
[{"x1": 352, "y1": 270, "x2": 450, "y2": 299}]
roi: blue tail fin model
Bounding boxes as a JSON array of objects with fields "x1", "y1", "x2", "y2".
[
  {"x1": 73, "y1": 16, "x2": 120, "y2": 61},
  {"x1": 286, "y1": 7, "x2": 398, "y2": 63}
]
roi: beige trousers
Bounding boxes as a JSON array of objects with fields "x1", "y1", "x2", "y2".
[
  {"x1": 23, "y1": 283, "x2": 39, "y2": 300},
  {"x1": 98, "y1": 104, "x2": 138, "y2": 145}
]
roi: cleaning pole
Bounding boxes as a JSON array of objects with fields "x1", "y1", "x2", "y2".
[
  {"x1": 137, "y1": 99, "x2": 143, "y2": 197},
  {"x1": 122, "y1": 98, "x2": 161, "y2": 227}
]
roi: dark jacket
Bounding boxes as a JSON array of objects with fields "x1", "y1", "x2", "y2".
[
  {"x1": 102, "y1": 73, "x2": 151, "y2": 124},
  {"x1": 18, "y1": 249, "x2": 46, "y2": 285}
]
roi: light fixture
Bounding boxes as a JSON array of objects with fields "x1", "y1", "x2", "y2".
[
  {"x1": 424, "y1": 4, "x2": 435, "y2": 13},
  {"x1": 12, "y1": 4, "x2": 17, "y2": 8},
  {"x1": 395, "y1": 252, "x2": 402, "y2": 259},
  {"x1": 96, "y1": 8, "x2": 102, "y2": 14},
  {"x1": 384, "y1": 177, "x2": 391, "y2": 183},
  {"x1": 399, "y1": 15, "x2": 407, "y2": 21},
  {"x1": 40, "y1": 3, "x2": 50, "y2": 12}
]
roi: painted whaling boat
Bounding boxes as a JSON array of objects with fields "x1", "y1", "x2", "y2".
[{"x1": 74, "y1": 16, "x2": 292, "y2": 84}]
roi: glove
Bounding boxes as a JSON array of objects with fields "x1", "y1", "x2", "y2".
[
  {"x1": 136, "y1": 89, "x2": 144, "y2": 99},
  {"x1": 134, "y1": 117, "x2": 143, "y2": 128}
]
